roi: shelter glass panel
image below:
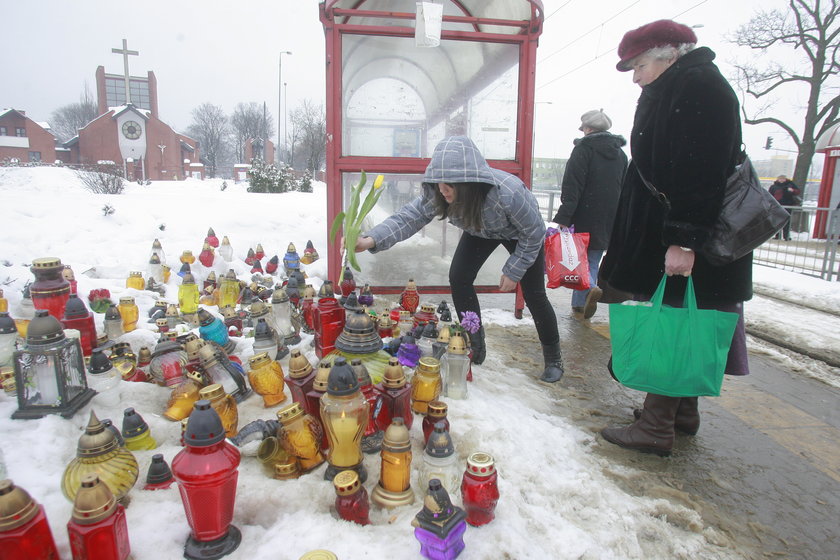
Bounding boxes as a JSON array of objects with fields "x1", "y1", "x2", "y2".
[
  {"x1": 341, "y1": 35, "x2": 519, "y2": 160},
  {"x1": 341, "y1": 172, "x2": 509, "y2": 287}
]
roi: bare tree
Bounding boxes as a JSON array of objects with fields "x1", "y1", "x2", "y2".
[
  {"x1": 230, "y1": 102, "x2": 275, "y2": 162},
  {"x1": 290, "y1": 100, "x2": 326, "y2": 173},
  {"x1": 187, "y1": 103, "x2": 230, "y2": 178},
  {"x1": 50, "y1": 84, "x2": 98, "y2": 143},
  {"x1": 730, "y1": 0, "x2": 840, "y2": 192}
]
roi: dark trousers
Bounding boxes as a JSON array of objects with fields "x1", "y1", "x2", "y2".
[
  {"x1": 775, "y1": 208, "x2": 793, "y2": 240},
  {"x1": 449, "y1": 232, "x2": 560, "y2": 346}
]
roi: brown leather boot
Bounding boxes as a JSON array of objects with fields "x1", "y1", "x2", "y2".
[
  {"x1": 601, "y1": 393, "x2": 680, "y2": 456},
  {"x1": 633, "y1": 397, "x2": 699, "y2": 435}
]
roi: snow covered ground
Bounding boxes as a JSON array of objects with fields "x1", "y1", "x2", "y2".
[{"x1": 0, "y1": 166, "x2": 837, "y2": 560}]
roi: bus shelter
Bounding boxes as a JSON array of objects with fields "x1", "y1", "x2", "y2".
[{"x1": 319, "y1": 0, "x2": 545, "y2": 310}]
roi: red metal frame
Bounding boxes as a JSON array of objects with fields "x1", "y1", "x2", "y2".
[
  {"x1": 320, "y1": 1, "x2": 544, "y2": 316},
  {"x1": 814, "y1": 149, "x2": 838, "y2": 238}
]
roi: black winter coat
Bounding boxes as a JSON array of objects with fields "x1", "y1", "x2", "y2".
[
  {"x1": 553, "y1": 132, "x2": 628, "y2": 250},
  {"x1": 600, "y1": 47, "x2": 753, "y2": 304}
]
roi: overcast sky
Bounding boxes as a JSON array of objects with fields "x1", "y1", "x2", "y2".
[{"x1": 1, "y1": 0, "x2": 805, "y2": 167}]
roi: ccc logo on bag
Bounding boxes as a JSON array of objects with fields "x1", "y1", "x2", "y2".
[{"x1": 564, "y1": 275, "x2": 580, "y2": 282}]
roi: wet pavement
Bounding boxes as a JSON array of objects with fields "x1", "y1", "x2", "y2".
[{"x1": 473, "y1": 288, "x2": 840, "y2": 560}]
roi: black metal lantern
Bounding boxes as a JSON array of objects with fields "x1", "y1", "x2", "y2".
[{"x1": 12, "y1": 309, "x2": 95, "y2": 419}]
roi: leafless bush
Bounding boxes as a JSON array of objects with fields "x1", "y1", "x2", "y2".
[{"x1": 76, "y1": 163, "x2": 125, "y2": 194}]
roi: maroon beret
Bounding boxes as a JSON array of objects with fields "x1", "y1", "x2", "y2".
[{"x1": 616, "y1": 19, "x2": 697, "y2": 71}]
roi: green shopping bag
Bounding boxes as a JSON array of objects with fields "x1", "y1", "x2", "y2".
[{"x1": 608, "y1": 275, "x2": 739, "y2": 397}]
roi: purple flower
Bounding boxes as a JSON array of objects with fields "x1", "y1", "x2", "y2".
[{"x1": 460, "y1": 311, "x2": 481, "y2": 334}]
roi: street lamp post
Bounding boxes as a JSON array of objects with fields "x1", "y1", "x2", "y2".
[{"x1": 278, "y1": 51, "x2": 292, "y2": 164}]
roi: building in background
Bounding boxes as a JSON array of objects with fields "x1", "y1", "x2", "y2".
[
  {"x1": 62, "y1": 40, "x2": 202, "y2": 181},
  {"x1": 0, "y1": 109, "x2": 58, "y2": 164}
]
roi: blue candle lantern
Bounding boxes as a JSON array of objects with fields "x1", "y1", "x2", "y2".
[
  {"x1": 198, "y1": 308, "x2": 236, "y2": 354},
  {"x1": 282, "y1": 243, "x2": 301, "y2": 276}
]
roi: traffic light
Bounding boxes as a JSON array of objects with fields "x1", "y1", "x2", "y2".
[{"x1": 764, "y1": 136, "x2": 774, "y2": 150}]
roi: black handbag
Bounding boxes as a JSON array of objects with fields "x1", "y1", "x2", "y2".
[{"x1": 636, "y1": 155, "x2": 789, "y2": 266}]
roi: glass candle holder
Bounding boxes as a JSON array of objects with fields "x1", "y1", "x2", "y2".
[
  {"x1": 320, "y1": 357, "x2": 369, "y2": 483},
  {"x1": 333, "y1": 470, "x2": 370, "y2": 526},
  {"x1": 410, "y1": 357, "x2": 442, "y2": 414},
  {"x1": 460, "y1": 452, "x2": 499, "y2": 526},
  {"x1": 66, "y1": 474, "x2": 132, "y2": 560},
  {"x1": 0, "y1": 479, "x2": 60, "y2": 560}
]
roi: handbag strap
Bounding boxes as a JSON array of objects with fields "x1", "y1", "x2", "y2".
[{"x1": 635, "y1": 165, "x2": 671, "y2": 211}]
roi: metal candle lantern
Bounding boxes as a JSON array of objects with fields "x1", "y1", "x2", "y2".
[
  {"x1": 335, "y1": 309, "x2": 383, "y2": 356},
  {"x1": 0, "y1": 479, "x2": 60, "y2": 560},
  {"x1": 320, "y1": 357, "x2": 369, "y2": 482},
  {"x1": 172, "y1": 400, "x2": 242, "y2": 560},
  {"x1": 61, "y1": 295, "x2": 97, "y2": 357},
  {"x1": 12, "y1": 309, "x2": 95, "y2": 419},
  {"x1": 66, "y1": 474, "x2": 132, "y2": 560},
  {"x1": 28, "y1": 257, "x2": 71, "y2": 320}
]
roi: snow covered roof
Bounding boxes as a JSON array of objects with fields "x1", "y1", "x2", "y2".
[{"x1": 110, "y1": 104, "x2": 151, "y2": 120}]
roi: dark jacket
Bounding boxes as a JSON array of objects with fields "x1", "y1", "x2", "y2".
[
  {"x1": 364, "y1": 136, "x2": 545, "y2": 283},
  {"x1": 553, "y1": 132, "x2": 627, "y2": 250},
  {"x1": 600, "y1": 47, "x2": 753, "y2": 304},
  {"x1": 769, "y1": 179, "x2": 802, "y2": 206}
]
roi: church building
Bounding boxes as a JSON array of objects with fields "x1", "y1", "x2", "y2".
[{"x1": 64, "y1": 39, "x2": 203, "y2": 181}]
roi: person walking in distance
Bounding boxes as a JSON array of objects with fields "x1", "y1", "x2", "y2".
[
  {"x1": 552, "y1": 109, "x2": 627, "y2": 319},
  {"x1": 769, "y1": 175, "x2": 802, "y2": 241}
]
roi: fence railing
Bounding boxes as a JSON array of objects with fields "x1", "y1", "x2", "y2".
[{"x1": 533, "y1": 189, "x2": 839, "y2": 282}]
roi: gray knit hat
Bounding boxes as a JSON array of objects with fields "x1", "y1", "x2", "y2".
[{"x1": 579, "y1": 109, "x2": 612, "y2": 132}]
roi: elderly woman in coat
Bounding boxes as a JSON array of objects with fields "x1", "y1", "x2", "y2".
[{"x1": 598, "y1": 20, "x2": 752, "y2": 456}]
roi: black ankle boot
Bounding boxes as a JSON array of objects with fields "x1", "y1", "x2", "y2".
[
  {"x1": 539, "y1": 342, "x2": 564, "y2": 383},
  {"x1": 469, "y1": 326, "x2": 486, "y2": 365}
]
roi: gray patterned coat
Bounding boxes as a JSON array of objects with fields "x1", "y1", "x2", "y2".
[{"x1": 364, "y1": 136, "x2": 546, "y2": 283}]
